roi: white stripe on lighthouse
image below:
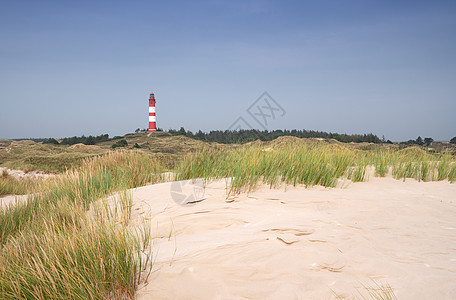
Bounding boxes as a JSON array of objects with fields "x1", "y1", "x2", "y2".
[
  {"x1": 149, "y1": 116, "x2": 156, "y2": 122},
  {"x1": 149, "y1": 107, "x2": 155, "y2": 113}
]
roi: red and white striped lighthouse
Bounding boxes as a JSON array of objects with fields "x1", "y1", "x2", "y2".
[{"x1": 148, "y1": 92, "x2": 156, "y2": 132}]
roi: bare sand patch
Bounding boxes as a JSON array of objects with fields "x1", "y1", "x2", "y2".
[
  {"x1": 0, "y1": 167, "x2": 55, "y2": 181},
  {"x1": 130, "y1": 177, "x2": 456, "y2": 299},
  {"x1": 68, "y1": 143, "x2": 105, "y2": 153},
  {"x1": 0, "y1": 194, "x2": 29, "y2": 209}
]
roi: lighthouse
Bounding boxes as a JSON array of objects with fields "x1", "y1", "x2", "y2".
[{"x1": 148, "y1": 92, "x2": 156, "y2": 132}]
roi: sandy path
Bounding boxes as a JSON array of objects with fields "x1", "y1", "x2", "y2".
[{"x1": 130, "y1": 177, "x2": 456, "y2": 299}]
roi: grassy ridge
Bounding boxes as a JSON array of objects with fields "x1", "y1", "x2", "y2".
[
  {"x1": 177, "y1": 144, "x2": 456, "y2": 195},
  {"x1": 0, "y1": 135, "x2": 221, "y2": 173},
  {"x1": 0, "y1": 151, "x2": 163, "y2": 299},
  {"x1": 0, "y1": 141, "x2": 103, "y2": 172}
]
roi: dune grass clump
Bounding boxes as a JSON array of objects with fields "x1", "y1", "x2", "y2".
[
  {"x1": 177, "y1": 143, "x2": 455, "y2": 195},
  {"x1": 390, "y1": 148, "x2": 454, "y2": 182},
  {"x1": 0, "y1": 192, "x2": 152, "y2": 299},
  {"x1": 177, "y1": 144, "x2": 358, "y2": 194},
  {"x1": 0, "y1": 177, "x2": 37, "y2": 196},
  {"x1": 449, "y1": 163, "x2": 456, "y2": 183},
  {"x1": 347, "y1": 166, "x2": 367, "y2": 182}
]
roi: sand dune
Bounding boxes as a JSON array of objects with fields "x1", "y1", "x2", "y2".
[
  {"x1": 127, "y1": 176, "x2": 456, "y2": 299},
  {"x1": 2, "y1": 173, "x2": 455, "y2": 298}
]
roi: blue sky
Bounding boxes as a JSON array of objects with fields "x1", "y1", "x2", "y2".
[{"x1": 0, "y1": 0, "x2": 455, "y2": 141}]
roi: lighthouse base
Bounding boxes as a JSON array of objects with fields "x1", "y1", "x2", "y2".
[{"x1": 149, "y1": 121, "x2": 156, "y2": 132}]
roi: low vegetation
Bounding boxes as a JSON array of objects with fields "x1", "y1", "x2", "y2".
[
  {"x1": 112, "y1": 139, "x2": 129, "y2": 149},
  {"x1": 0, "y1": 151, "x2": 165, "y2": 244},
  {"x1": 0, "y1": 151, "x2": 165, "y2": 298},
  {"x1": 0, "y1": 198, "x2": 148, "y2": 299},
  {"x1": 0, "y1": 141, "x2": 103, "y2": 172},
  {"x1": 1, "y1": 134, "x2": 222, "y2": 172},
  {"x1": 177, "y1": 143, "x2": 456, "y2": 195}
]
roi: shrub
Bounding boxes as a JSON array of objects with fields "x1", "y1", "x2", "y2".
[
  {"x1": 112, "y1": 139, "x2": 128, "y2": 149},
  {"x1": 450, "y1": 137, "x2": 456, "y2": 144},
  {"x1": 60, "y1": 134, "x2": 109, "y2": 145},
  {"x1": 42, "y1": 138, "x2": 59, "y2": 145}
]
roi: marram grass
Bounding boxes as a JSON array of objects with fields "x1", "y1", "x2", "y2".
[
  {"x1": 0, "y1": 192, "x2": 152, "y2": 299},
  {"x1": 177, "y1": 144, "x2": 456, "y2": 195},
  {"x1": 0, "y1": 151, "x2": 165, "y2": 245},
  {"x1": 0, "y1": 151, "x2": 163, "y2": 299}
]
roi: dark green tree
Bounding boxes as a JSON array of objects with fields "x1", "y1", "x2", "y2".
[
  {"x1": 423, "y1": 137, "x2": 434, "y2": 146},
  {"x1": 415, "y1": 136, "x2": 424, "y2": 146},
  {"x1": 178, "y1": 127, "x2": 186, "y2": 136}
]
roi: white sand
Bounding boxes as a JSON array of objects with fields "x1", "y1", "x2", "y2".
[
  {"x1": 131, "y1": 177, "x2": 456, "y2": 300},
  {"x1": 0, "y1": 194, "x2": 29, "y2": 209},
  {"x1": 0, "y1": 167, "x2": 55, "y2": 181}
]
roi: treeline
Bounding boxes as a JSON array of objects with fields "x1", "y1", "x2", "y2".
[
  {"x1": 43, "y1": 134, "x2": 110, "y2": 145},
  {"x1": 168, "y1": 128, "x2": 385, "y2": 144},
  {"x1": 37, "y1": 129, "x2": 455, "y2": 146}
]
